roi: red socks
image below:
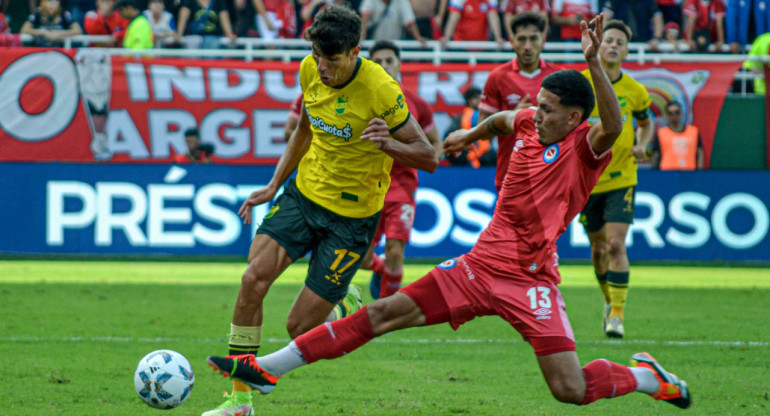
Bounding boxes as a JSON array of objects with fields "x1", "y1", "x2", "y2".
[
  {"x1": 369, "y1": 254, "x2": 386, "y2": 275},
  {"x1": 295, "y1": 306, "x2": 375, "y2": 364},
  {"x1": 380, "y1": 268, "x2": 403, "y2": 298},
  {"x1": 581, "y1": 359, "x2": 637, "y2": 405}
]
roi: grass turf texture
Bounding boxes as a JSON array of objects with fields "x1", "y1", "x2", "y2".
[{"x1": 1, "y1": 261, "x2": 768, "y2": 415}]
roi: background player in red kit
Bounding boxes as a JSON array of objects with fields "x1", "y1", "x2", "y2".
[
  {"x1": 361, "y1": 40, "x2": 443, "y2": 299},
  {"x1": 207, "y1": 15, "x2": 691, "y2": 410},
  {"x1": 478, "y1": 11, "x2": 562, "y2": 192}
]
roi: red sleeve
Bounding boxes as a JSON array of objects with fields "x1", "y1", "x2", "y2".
[
  {"x1": 288, "y1": 93, "x2": 303, "y2": 119},
  {"x1": 84, "y1": 11, "x2": 107, "y2": 35},
  {"x1": 480, "y1": 68, "x2": 502, "y2": 114},
  {"x1": 513, "y1": 107, "x2": 535, "y2": 133},
  {"x1": 413, "y1": 95, "x2": 435, "y2": 132},
  {"x1": 574, "y1": 123, "x2": 610, "y2": 169}
]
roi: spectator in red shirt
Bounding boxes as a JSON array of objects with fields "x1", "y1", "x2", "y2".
[
  {"x1": 84, "y1": 0, "x2": 129, "y2": 46},
  {"x1": 173, "y1": 128, "x2": 215, "y2": 164},
  {"x1": 683, "y1": 0, "x2": 725, "y2": 52},
  {"x1": 441, "y1": 0, "x2": 505, "y2": 48},
  {"x1": 550, "y1": 0, "x2": 599, "y2": 41},
  {"x1": 502, "y1": 0, "x2": 549, "y2": 40}
]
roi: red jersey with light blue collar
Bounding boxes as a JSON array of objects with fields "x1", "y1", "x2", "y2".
[{"x1": 465, "y1": 108, "x2": 611, "y2": 283}]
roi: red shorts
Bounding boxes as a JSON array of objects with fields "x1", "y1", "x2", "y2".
[
  {"x1": 373, "y1": 200, "x2": 416, "y2": 243},
  {"x1": 401, "y1": 256, "x2": 576, "y2": 356}
]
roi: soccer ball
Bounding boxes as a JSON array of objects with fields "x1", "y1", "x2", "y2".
[{"x1": 134, "y1": 350, "x2": 195, "y2": 409}]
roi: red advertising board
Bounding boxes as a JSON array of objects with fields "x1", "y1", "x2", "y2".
[{"x1": 0, "y1": 48, "x2": 741, "y2": 165}]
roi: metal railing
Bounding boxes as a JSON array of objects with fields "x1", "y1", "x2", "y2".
[{"x1": 17, "y1": 34, "x2": 770, "y2": 94}]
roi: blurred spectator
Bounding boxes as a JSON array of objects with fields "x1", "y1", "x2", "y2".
[
  {"x1": 725, "y1": 0, "x2": 750, "y2": 53},
  {"x1": 84, "y1": 0, "x2": 129, "y2": 46},
  {"x1": 409, "y1": 0, "x2": 437, "y2": 39},
  {"x1": 174, "y1": 128, "x2": 215, "y2": 163},
  {"x1": 743, "y1": 31, "x2": 770, "y2": 94},
  {"x1": 440, "y1": 0, "x2": 505, "y2": 47},
  {"x1": 298, "y1": 0, "x2": 328, "y2": 39},
  {"x1": 656, "y1": 0, "x2": 682, "y2": 26},
  {"x1": 445, "y1": 86, "x2": 496, "y2": 168},
  {"x1": 657, "y1": 21, "x2": 686, "y2": 51},
  {"x1": 117, "y1": 0, "x2": 153, "y2": 49},
  {"x1": 651, "y1": 101, "x2": 704, "y2": 170},
  {"x1": 604, "y1": 0, "x2": 657, "y2": 42},
  {"x1": 683, "y1": 0, "x2": 726, "y2": 52},
  {"x1": 177, "y1": 0, "x2": 237, "y2": 49},
  {"x1": 69, "y1": 0, "x2": 96, "y2": 29},
  {"x1": 360, "y1": 0, "x2": 426, "y2": 44},
  {"x1": 255, "y1": 0, "x2": 296, "y2": 39},
  {"x1": 144, "y1": 0, "x2": 179, "y2": 46},
  {"x1": 0, "y1": 9, "x2": 23, "y2": 47},
  {"x1": 756, "y1": 0, "x2": 770, "y2": 40},
  {"x1": 21, "y1": 0, "x2": 83, "y2": 46},
  {"x1": 550, "y1": 0, "x2": 599, "y2": 41},
  {"x1": 502, "y1": 0, "x2": 548, "y2": 41}
]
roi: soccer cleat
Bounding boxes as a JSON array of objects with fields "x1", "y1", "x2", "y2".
[
  {"x1": 370, "y1": 272, "x2": 382, "y2": 299},
  {"x1": 333, "y1": 285, "x2": 364, "y2": 320},
  {"x1": 200, "y1": 391, "x2": 254, "y2": 416},
  {"x1": 605, "y1": 315, "x2": 625, "y2": 338},
  {"x1": 207, "y1": 354, "x2": 280, "y2": 395},
  {"x1": 601, "y1": 302, "x2": 611, "y2": 331},
  {"x1": 630, "y1": 352, "x2": 691, "y2": 409}
]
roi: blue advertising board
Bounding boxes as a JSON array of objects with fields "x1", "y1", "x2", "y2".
[{"x1": 1, "y1": 163, "x2": 768, "y2": 262}]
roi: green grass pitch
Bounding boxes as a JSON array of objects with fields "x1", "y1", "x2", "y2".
[{"x1": 1, "y1": 260, "x2": 768, "y2": 415}]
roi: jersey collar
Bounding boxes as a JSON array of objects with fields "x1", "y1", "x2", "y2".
[
  {"x1": 512, "y1": 58, "x2": 544, "y2": 79},
  {"x1": 333, "y1": 57, "x2": 362, "y2": 90}
]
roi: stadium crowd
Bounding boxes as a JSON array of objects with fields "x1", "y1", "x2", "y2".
[{"x1": 1, "y1": 0, "x2": 769, "y2": 53}]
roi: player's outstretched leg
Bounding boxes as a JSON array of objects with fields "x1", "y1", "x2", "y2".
[
  {"x1": 207, "y1": 354, "x2": 280, "y2": 395},
  {"x1": 200, "y1": 391, "x2": 254, "y2": 416},
  {"x1": 630, "y1": 352, "x2": 691, "y2": 409}
]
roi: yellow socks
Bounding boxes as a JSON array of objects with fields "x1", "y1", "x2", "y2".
[{"x1": 607, "y1": 271, "x2": 629, "y2": 320}]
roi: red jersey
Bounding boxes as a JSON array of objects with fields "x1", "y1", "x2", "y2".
[
  {"x1": 288, "y1": 93, "x2": 303, "y2": 120},
  {"x1": 465, "y1": 109, "x2": 611, "y2": 283},
  {"x1": 480, "y1": 58, "x2": 563, "y2": 191},
  {"x1": 449, "y1": 0, "x2": 499, "y2": 41},
  {"x1": 386, "y1": 88, "x2": 436, "y2": 202},
  {"x1": 683, "y1": 0, "x2": 726, "y2": 35},
  {"x1": 551, "y1": 0, "x2": 598, "y2": 40},
  {"x1": 503, "y1": 0, "x2": 549, "y2": 15},
  {"x1": 84, "y1": 10, "x2": 129, "y2": 43}
]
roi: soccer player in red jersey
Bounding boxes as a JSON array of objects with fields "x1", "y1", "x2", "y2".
[
  {"x1": 478, "y1": 12, "x2": 562, "y2": 192},
  {"x1": 207, "y1": 15, "x2": 691, "y2": 410},
  {"x1": 362, "y1": 40, "x2": 443, "y2": 299}
]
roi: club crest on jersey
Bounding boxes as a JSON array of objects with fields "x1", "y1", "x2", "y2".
[
  {"x1": 542, "y1": 144, "x2": 560, "y2": 163},
  {"x1": 437, "y1": 258, "x2": 457, "y2": 269},
  {"x1": 335, "y1": 95, "x2": 349, "y2": 115}
]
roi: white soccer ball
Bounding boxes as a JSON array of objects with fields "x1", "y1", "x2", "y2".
[{"x1": 134, "y1": 349, "x2": 195, "y2": 409}]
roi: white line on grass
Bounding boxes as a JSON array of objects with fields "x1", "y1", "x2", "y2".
[{"x1": 2, "y1": 336, "x2": 768, "y2": 347}]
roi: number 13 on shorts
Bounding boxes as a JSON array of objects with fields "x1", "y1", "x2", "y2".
[{"x1": 526, "y1": 286, "x2": 552, "y2": 316}]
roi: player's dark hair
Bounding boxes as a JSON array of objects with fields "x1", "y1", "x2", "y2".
[
  {"x1": 304, "y1": 5, "x2": 361, "y2": 56},
  {"x1": 603, "y1": 19, "x2": 632, "y2": 41},
  {"x1": 541, "y1": 70, "x2": 595, "y2": 122},
  {"x1": 510, "y1": 11, "x2": 547, "y2": 35},
  {"x1": 369, "y1": 39, "x2": 401, "y2": 60}
]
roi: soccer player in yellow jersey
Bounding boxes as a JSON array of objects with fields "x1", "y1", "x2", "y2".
[
  {"x1": 201, "y1": 5, "x2": 438, "y2": 416},
  {"x1": 580, "y1": 19, "x2": 654, "y2": 339}
]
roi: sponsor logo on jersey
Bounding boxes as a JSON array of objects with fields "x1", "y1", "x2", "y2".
[
  {"x1": 306, "y1": 109, "x2": 353, "y2": 140},
  {"x1": 506, "y1": 93, "x2": 521, "y2": 106},
  {"x1": 534, "y1": 307, "x2": 552, "y2": 320},
  {"x1": 437, "y1": 258, "x2": 457, "y2": 269},
  {"x1": 542, "y1": 143, "x2": 559, "y2": 163},
  {"x1": 379, "y1": 94, "x2": 405, "y2": 120},
  {"x1": 514, "y1": 139, "x2": 524, "y2": 152}
]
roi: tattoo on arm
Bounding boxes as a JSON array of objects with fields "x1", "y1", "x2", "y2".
[{"x1": 484, "y1": 116, "x2": 506, "y2": 136}]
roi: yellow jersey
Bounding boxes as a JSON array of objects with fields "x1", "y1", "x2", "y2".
[
  {"x1": 582, "y1": 69, "x2": 651, "y2": 194},
  {"x1": 296, "y1": 55, "x2": 411, "y2": 218}
]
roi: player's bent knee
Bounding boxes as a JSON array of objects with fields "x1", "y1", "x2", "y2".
[
  {"x1": 548, "y1": 380, "x2": 585, "y2": 405},
  {"x1": 367, "y1": 294, "x2": 424, "y2": 334}
]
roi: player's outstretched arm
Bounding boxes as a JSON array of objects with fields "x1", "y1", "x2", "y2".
[
  {"x1": 444, "y1": 110, "x2": 519, "y2": 155},
  {"x1": 362, "y1": 117, "x2": 439, "y2": 173},
  {"x1": 238, "y1": 104, "x2": 313, "y2": 224},
  {"x1": 584, "y1": 15, "x2": 622, "y2": 154}
]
